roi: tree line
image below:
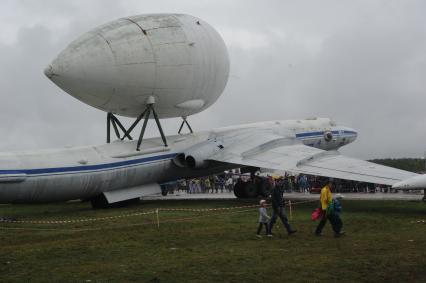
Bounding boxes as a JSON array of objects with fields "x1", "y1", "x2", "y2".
[{"x1": 369, "y1": 158, "x2": 425, "y2": 173}]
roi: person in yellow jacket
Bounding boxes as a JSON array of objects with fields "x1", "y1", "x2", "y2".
[{"x1": 315, "y1": 179, "x2": 345, "y2": 237}]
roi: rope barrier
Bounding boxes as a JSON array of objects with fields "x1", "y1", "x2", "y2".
[
  {"x1": 0, "y1": 208, "x2": 256, "y2": 232},
  {"x1": 0, "y1": 210, "x2": 156, "y2": 225},
  {"x1": 158, "y1": 204, "x2": 258, "y2": 212},
  {"x1": 0, "y1": 199, "x2": 318, "y2": 226},
  {"x1": 285, "y1": 199, "x2": 318, "y2": 205}
]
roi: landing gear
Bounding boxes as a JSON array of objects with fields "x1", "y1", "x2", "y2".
[
  {"x1": 161, "y1": 184, "x2": 168, "y2": 196},
  {"x1": 245, "y1": 182, "x2": 258, "y2": 198},
  {"x1": 106, "y1": 97, "x2": 168, "y2": 151},
  {"x1": 233, "y1": 179, "x2": 246, "y2": 198},
  {"x1": 90, "y1": 194, "x2": 109, "y2": 209},
  {"x1": 233, "y1": 178, "x2": 272, "y2": 199}
]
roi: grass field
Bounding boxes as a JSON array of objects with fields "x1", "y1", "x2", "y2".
[{"x1": 0, "y1": 199, "x2": 425, "y2": 282}]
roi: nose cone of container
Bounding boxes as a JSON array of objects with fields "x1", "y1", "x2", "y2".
[
  {"x1": 43, "y1": 64, "x2": 54, "y2": 78},
  {"x1": 44, "y1": 32, "x2": 118, "y2": 107}
]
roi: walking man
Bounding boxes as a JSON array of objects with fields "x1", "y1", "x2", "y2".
[
  {"x1": 269, "y1": 177, "x2": 297, "y2": 236},
  {"x1": 315, "y1": 179, "x2": 345, "y2": 237}
]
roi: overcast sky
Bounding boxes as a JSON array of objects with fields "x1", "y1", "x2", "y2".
[{"x1": 0, "y1": 0, "x2": 425, "y2": 159}]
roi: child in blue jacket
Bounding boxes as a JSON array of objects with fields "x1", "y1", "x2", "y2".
[{"x1": 332, "y1": 194, "x2": 344, "y2": 236}]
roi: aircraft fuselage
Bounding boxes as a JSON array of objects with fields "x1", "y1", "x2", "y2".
[{"x1": 0, "y1": 118, "x2": 357, "y2": 203}]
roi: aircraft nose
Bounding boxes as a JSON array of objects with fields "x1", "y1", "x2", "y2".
[
  {"x1": 345, "y1": 127, "x2": 358, "y2": 139},
  {"x1": 392, "y1": 174, "x2": 426, "y2": 190}
]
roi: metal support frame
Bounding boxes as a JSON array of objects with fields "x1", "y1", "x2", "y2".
[
  {"x1": 107, "y1": 112, "x2": 133, "y2": 143},
  {"x1": 135, "y1": 104, "x2": 167, "y2": 151},
  {"x1": 178, "y1": 116, "x2": 193, "y2": 134},
  {"x1": 114, "y1": 104, "x2": 168, "y2": 151},
  {"x1": 106, "y1": 104, "x2": 168, "y2": 150}
]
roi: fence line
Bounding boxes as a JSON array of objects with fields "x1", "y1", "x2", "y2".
[{"x1": 0, "y1": 199, "x2": 318, "y2": 225}]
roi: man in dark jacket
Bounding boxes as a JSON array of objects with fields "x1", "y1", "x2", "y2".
[{"x1": 268, "y1": 177, "x2": 297, "y2": 236}]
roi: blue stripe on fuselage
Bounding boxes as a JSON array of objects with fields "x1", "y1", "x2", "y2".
[
  {"x1": 0, "y1": 152, "x2": 178, "y2": 176},
  {"x1": 0, "y1": 130, "x2": 357, "y2": 177},
  {"x1": 295, "y1": 130, "x2": 356, "y2": 139}
]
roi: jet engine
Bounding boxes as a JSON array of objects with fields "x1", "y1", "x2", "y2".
[
  {"x1": 324, "y1": 131, "x2": 333, "y2": 142},
  {"x1": 174, "y1": 140, "x2": 224, "y2": 169}
]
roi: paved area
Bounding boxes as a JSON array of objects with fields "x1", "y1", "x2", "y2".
[{"x1": 145, "y1": 191, "x2": 425, "y2": 201}]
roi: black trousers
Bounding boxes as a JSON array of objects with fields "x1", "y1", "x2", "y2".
[
  {"x1": 315, "y1": 212, "x2": 342, "y2": 234},
  {"x1": 332, "y1": 214, "x2": 343, "y2": 232},
  {"x1": 269, "y1": 207, "x2": 293, "y2": 233},
  {"x1": 257, "y1": 222, "x2": 269, "y2": 235}
]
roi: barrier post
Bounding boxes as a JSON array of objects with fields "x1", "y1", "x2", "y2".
[
  {"x1": 289, "y1": 200, "x2": 293, "y2": 220},
  {"x1": 156, "y1": 209, "x2": 160, "y2": 229}
]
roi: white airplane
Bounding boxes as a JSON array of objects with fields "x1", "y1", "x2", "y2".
[
  {"x1": 0, "y1": 117, "x2": 419, "y2": 207},
  {"x1": 393, "y1": 175, "x2": 426, "y2": 201},
  {"x1": 0, "y1": 14, "x2": 421, "y2": 207}
]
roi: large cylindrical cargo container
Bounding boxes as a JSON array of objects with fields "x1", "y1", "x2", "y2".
[{"x1": 45, "y1": 14, "x2": 230, "y2": 118}]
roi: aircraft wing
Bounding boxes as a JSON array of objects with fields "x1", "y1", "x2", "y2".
[{"x1": 208, "y1": 132, "x2": 418, "y2": 185}]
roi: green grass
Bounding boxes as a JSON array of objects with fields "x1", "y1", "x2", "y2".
[{"x1": 0, "y1": 199, "x2": 425, "y2": 283}]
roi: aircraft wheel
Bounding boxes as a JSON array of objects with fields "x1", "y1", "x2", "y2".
[
  {"x1": 245, "y1": 181, "x2": 258, "y2": 198},
  {"x1": 259, "y1": 183, "x2": 272, "y2": 197},
  {"x1": 90, "y1": 194, "x2": 109, "y2": 209},
  {"x1": 161, "y1": 185, "x2": 168, "y2": 196},
  {"x1": 233, "y1": 181, "x2": 246, "y2": 198}
]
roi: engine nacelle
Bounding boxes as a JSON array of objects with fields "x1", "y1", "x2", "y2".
[
  {"x1": 174, "y1": 140, "x2": 224, "y2": 169},
  {"x1": 323, "y1": 131, "x2": 333, "y2": 142}
]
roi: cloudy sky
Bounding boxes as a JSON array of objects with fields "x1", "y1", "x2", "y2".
[{"x1": 0, "y1": 0, "x2": 425, "y2": 159}]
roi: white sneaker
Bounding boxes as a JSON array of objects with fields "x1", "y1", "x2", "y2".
[{"x1": 256, "y1": 234, "x2": 262, "y2": 238}]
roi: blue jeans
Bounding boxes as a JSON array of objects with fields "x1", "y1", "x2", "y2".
[{"x1": 269, "y1": 206, "x2": 293, "y2": 233}]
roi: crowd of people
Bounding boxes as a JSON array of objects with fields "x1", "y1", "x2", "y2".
[
  {"x1": 270, "y1": 174, "x2": 394, "y2": 194},
  {"x1": 161, "y1": 171, "x2": 401, "y2": 195},
  {"x1": 161, "y1": 174, "x2": 238, "y2": 195}
]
